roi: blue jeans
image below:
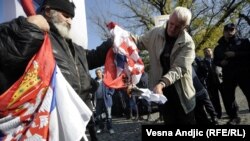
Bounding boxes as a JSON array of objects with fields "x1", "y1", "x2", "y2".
[{"x1": 96, "y1": 99, "x2": 112, "y2": 130}]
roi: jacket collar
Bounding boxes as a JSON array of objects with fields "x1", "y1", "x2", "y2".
[
  {"x1": 49, "y1": 22, "x2": 73, "y2": 43},
  {"x1": 49, "y1": 22, "x2": 61, "y2": 36}
]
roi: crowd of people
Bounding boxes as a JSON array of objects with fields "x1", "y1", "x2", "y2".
[{"x1": 0, "y1": 0, "x2": 250, "y2": 141}]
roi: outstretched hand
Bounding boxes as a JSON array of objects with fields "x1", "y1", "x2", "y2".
[
  {"x1": 27, "y1": 15, "x2": 50, "y2": 32},
  {"x1": 224, "y1": 51, "x2": 235, "y2": 58},
  {"x1": 220, "y1": 59, "x2": 228, "y2": 66},
  {"x1": 153, "y1": 83, "x2": 164, "y2": 95},
  {"x1": 127, "y1": 84, "x2": 135, "y2": 96}
]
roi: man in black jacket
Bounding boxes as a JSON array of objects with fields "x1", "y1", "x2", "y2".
[
  {"x1": 195, "y1": 48, "x2": 223, "y2": 119},
  {"x1": 0, "y1": 0, "x2": 112, "y2": 140},
  {"x1": 214, "y1": 23, "x2": 250, "y2": 125}
]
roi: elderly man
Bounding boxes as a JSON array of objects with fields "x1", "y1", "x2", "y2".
[
  {"x1": 0, "y1": 0, "x2": 113, "y2": 140},
  {"x1": 133, "y1": 7, "x2": 196, "y2": 125}
]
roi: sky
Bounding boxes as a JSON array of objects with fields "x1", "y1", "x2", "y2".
[
  {"x1": 85, "y1": 0, "x2": 122, "y2": 77},
  {"x1": 85, "y1": 0, "x2": 102, "y2": 50},
  {"x1": 85, "y1": 0, "x2": 121, "y2": 49}
]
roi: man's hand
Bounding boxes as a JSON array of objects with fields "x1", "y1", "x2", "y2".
[
  {"x1": 224, "y1": 51, "x2": 235, "y2": 58},
  {"x1": 153, "y1": 83, "x2": 164, "y2": 95},
  {"x1": 126, "y1": 84, "x2": 135, "y2": 96},
  {"x1": 220, "y1": 60, "x2": 228, "y2": 66},
  {"x1": 103, "y1": 38, "x2": 114, "y2": 48},
  {"x1": 27, "y1": 15, "x2": 50, "y2": 32}
]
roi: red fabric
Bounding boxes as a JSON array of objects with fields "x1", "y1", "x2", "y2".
[
  {"x1": 106, "y1": 22, "x2": 116, "y2": 30},
  {"x1": 103, "y1": 22, "x2": 144, "y2": 89},
  {"x1": 103, "y1": 48, "x2": 127, "y2": 89},
  {"x1": 0, "y1": 34, "x2": 55, "y2": 116},
  {"x1": 0, "y1": 34, "x2": 55, "y2": 140},
  {"x1": 20, "y1": 0, "x2": 36, "y2": 16}
]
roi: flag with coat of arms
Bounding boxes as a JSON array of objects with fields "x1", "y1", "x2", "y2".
[
  {"x1": 0, "y1": 34, "x2": 92, "y2": 141},
  {"x1": 0, "y1": 1, "x2": 92, "y2": 140}
]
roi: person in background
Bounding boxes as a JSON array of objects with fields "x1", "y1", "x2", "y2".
[
  {"x1": 95, "y1": 68, "x2": 115, "y2": 135},
  {"x1": 90, "y1": 77, "x2": 99, "y2": 114},
  {"x1": 197, "y1": 48, "x2": 223, "y2": 119},
  {"x1": 127, "y1": 91, "x2": 139, "y2": 120},
  {"x1": 132, "y1": 7, "x2": 196, "y2": 125},
  {"x1": 136, "y1": 72, "x2": 152, "y2": 121},
  {"x1": 192, "y1": 65, "x2": 219, "y2": 125},
  {"x1": 214, "y1": 23, "x2": 250, "y2": 125},
  {"x1": 195, "y1": 49, "x2": 223, "y2": 119},
  {"x1": 0, "y1": 0, "x2": 113, "y2": 140},
  {"x1": 111, "y1": 89, "x2": 127, "y2": 117}
]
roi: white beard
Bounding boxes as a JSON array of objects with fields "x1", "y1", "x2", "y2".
[
  {"x1": 50, "y1": 10, "x2": 71, "y2": 39},
  {"x1": 54, "y1": 22, "x2": 71, "y2": 39}
]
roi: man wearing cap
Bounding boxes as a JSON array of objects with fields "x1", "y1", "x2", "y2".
[
  {"x1": 0, "y1": 0, "x2": 113, "y2": 140},
  {"x1": 214, "y1": 23, "x2": 250, "y2": 125}
]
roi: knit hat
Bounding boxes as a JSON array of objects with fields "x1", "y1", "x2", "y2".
[
  {"x1": 224, "y1": 23, "x2": 236, "y2": 31},
  {"x1": 43, "y1": 0, "x2": 75, "y2": 17}
]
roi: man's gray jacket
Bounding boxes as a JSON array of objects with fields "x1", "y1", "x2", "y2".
[{"x1": 134, "y1": 22, "x2": 196, "y2": 114}]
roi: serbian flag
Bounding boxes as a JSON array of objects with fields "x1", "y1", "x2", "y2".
[
  {"x1": 0, "y1": 0, "x2": 88, "y2": 49},
  {"x1": 0, "y1": 34, "x2": 92, "y2": 141},
  {"x1": 103, "y1": 22, "x2": 144, "y2": 89}
]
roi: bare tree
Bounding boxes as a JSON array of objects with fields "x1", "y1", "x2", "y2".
[{"x1": 89, "y1": 0, "x2": 249, "y2": 52}]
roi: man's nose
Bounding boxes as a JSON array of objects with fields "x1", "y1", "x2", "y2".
[{"x1": 66, "y1": 18, "x2": 72, "y2": 25}]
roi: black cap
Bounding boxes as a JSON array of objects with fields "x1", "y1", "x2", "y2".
[
  {"x1": 43, "y1": 0, "x2": 75, "y2": 17},
  {"x1": 224, "y1": 23, "x2": 236, "y2": 31}
]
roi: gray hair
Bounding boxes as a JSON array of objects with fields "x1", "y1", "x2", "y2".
[
  {"x1": 95, "y1": 68, "x2": 102, "y2": 73},
  {"x1": 171, "y1": 6, "x2": 192, "y2": 26}
]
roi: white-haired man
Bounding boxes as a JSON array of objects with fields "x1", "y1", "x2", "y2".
[{"x1": 133, "y1": 6, "x2": 196, "y2": 125}]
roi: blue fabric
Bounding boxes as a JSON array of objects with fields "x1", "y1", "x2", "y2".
[
  {"x1": 115, "y1": 53, "x2": 126, "y2": 69},
  {"x1": 95, "y1": 80, "x2": 114, "y2": 108}
]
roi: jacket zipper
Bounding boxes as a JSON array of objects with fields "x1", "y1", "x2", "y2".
[{"x1": 65, "y1": 40, "x2": 82, "y2": 92}]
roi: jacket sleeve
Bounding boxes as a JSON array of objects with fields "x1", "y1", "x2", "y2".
[
  {"x1": 86, "y1": 39, "x2": 113, "y2": 70},
  {"x1": 131, "y1": 27, "x2": 159, "y2": 51},
  {"x1": 234, "y1": 38, "x2": 250, "y2": 58},
  {"x1": 213, "y1": 45, "x2": 224, "y2": 67},
  {"x1": 107, "y1": 88, "x2": 115, "y2": 96},
  {"x1": 0, "y1": 16, "x2": 44, "y2": 69}
]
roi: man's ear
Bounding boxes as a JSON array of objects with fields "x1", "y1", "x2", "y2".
[
  {"x1": 183, "y1": 25, "x2": 189, "y2": 30},
  {"x1": 44, "y1": 7, "x2": 51, "y2": 18}
]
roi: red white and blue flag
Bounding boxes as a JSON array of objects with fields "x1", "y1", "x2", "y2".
[
  {"x1": 104, "y1": 22, "x2": 144, "y2": 89},
  {"x1": 0, "y1": 34, "x2": 92, "y2": 141}
]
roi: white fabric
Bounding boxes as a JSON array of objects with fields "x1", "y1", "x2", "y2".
[
  {"x1": 50, "y1": 66, "x2": 92, "y2": 141},
  {"x1": 70, "y1": 0, "x2": 88, "y2": 48},
  {"x1": 109, "y1": 24, "x2": 144, "y2": 85},
  {"x1": 0, "y1": 66, "x2": 92, "y2": 141},
  {"x1": 137, "y1": 88, "x2": 167, "y2": 104}
]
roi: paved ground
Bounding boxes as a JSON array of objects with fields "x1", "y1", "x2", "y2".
[{"x1": 88, "y1": 87, "x2": 250, "y2": 141}]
